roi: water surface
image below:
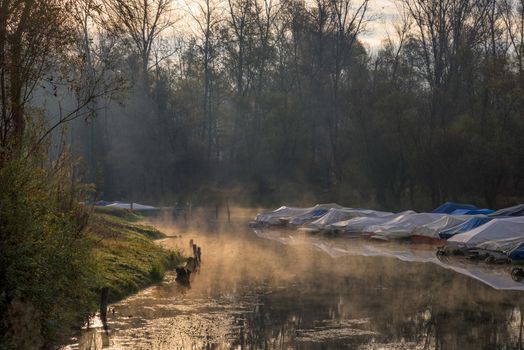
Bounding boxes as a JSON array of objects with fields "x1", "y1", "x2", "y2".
[{"x1": 64, "y1": 222, "x2": 524, "y2": 349}]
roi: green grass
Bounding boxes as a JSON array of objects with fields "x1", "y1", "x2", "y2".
[
  {"x1": 88, "y1": 208, "x2": 183, "y2": 301},
  {"x1": 93, "y1": 206, "x2": 144, "y2": 222}
]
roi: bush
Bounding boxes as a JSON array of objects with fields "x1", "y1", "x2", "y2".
[
  {"x1": 165, "y1": 251, "x2": 181, "y2": 270},
  {"x1": 149, "y1": 262, "x2": 165, "y2": 282},
  {"x1": 0, "y1": 159, "x2": 98, "y2": 349}
]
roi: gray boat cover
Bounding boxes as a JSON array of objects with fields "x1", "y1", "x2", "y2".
[
  {"x1": 489, "y1": 204, "x2": 524, "y2": 217},
  {"x1": 255, "y1": 206, "x2": 312, "y2": 225},
  {"x1": 367, "y1": 213, "x2": 446, "y2": 239},
  {"x1": 305, "y1": 208, "x2": 393, "y2": 230},
  {"x1": 448, "y1": 217, "x2": 524, "y2": 249},
  {"x1": 256, "y1": 204, "x2": 342, "y2": 226},
  {"x1": 288, "y1": 204, "x2": 343, "y2": 226},
  {"x1": 330, "y1": 211, "x2": 415, "y2": 233},
  {"x1": 412, "y1": 215, "x2": 470, "y2": 238}
]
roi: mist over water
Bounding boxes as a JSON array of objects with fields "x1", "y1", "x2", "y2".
[{"x1": 65, "y1": 210, "x2": 524, "y2": 349}]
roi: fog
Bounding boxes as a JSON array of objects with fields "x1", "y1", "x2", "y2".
[
  {"x1": 58, "y1": 0, "x2": 524, "y2": 210},
  {"x1": 4, "y1": 0, "x2": 524, "y2": 348},
  {"x1": 65, "y1": 210, "x2": 524, "y2": 349}
]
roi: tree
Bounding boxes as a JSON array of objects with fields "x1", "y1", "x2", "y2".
[
  {"x1": 0, "y1": 0, "x2": 73, "y2": 160},
  {"x1": 103, "y1": 0, "x2": 174, "y2": 87},
  {"x1": 187, "y1": 0, "x2": 224, "y2": 167}
]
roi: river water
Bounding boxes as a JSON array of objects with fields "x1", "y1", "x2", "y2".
[{"x1": 63, "y1": 218, "x2": 524, "y2": 350}]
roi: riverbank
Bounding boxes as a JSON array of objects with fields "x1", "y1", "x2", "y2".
[
  {"x1": 63, "y1": 225, "x2": 524, "y2": 349},
  {"x1": 51, "y1": 208, "x2": 185, "y2": 349},
  {"x1": 89, "y1": 207, "x2": 184, "y2": 302}
]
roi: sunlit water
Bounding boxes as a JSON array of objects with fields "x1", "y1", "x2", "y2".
[{"x1": 63, "y1": 219, "x2": 524, "y2": 350}]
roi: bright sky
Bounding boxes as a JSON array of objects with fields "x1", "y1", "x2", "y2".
[
  {"x1": 360, "y1": 0, "x2": 400, "y2": 50},
  {"x1": 176, "y1": 0, "x2": 400, "y2": 51}
]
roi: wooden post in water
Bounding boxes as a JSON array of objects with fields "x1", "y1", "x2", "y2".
[
  {"x1": 226, "y1": 199, "x2": 231, "y2": 224},
  {"x1": 188, "y1": 201, "x2": 192, "y2": 225},
  {"x1": 197, "y1": 246, "x2": 202, "y2": 264},
  {"x1": 192, "y1": 243, "x2": 198, "y2": 259}
]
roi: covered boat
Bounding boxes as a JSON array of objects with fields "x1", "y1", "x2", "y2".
[
  {"x1": 447, "y1": 217, "x2": 524, "y2": 249},
  {"x1": 438, "y1": 217, "x2": 492, "y2": 239},
  {"x1": 287, "y1": 203, "x2": 343, "y2": 226},
  {"x1": 303, "y1": 208, "x2": 393, "y2": 232},
  {"x1": 412, "y1": 215, "x2": 469, "y2": 240},
  {"x1": 508, "y1": 242, "x2": 524, "y2": 261},
  {"x1": 255, "y1": 206, "x2": 312, "y2": 226},
  {"x1": 367, "y1": 213, "x2": 446, "y2": 239},
  {"x1": 105, "y1": 202, "x2": 156, "y2": 210},
  {"x1": 450, "y1": 208, "x2": 494, "y2": 215},
  {"x1": 432, "y1": 202, "x2": 478, "y2": 214},
  {"x1": 489, "y1": 204, "x2": 524, "y2": 218},
  {"x1": 331, "y1": 211, "x2": 415, "y2": 234}
]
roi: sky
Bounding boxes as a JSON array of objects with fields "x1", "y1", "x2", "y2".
[
  {"x1": 177, "y1": 0, "x2": 400, "y2": 51},
  {"x1": 360, "y1": 0, "x2": 400, "y2": 50}
]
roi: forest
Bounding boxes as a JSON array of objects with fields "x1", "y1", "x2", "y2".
[
  {"x1": 0, "y1": 0, "x2": 523, "y2": 346},
  {"x1": 61, "y1": 0, "x2": 524, "y2": 210},
  {"x1": 3, "y1": 0, "x2": 523, "y2": 211}
]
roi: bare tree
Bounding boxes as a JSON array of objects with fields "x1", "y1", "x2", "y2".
[
  {"x1": 325, "y1": 0, "x2": 370, "y2": 183},
  {"x1": 0, "y1": 0, "x2": 73, "y2": 160},
  {"x1": 500, "y1": 0, "x2": 524, "y2": 79},
  {"x1": 187, "y1": 0, "x2": 224, "y2": 166},
  {"x1": 103, "y1": 0, "x2": 175, "y2": 85},
  {"x1": 65, "y1": 0, "x2": 125, "y2": 181}
]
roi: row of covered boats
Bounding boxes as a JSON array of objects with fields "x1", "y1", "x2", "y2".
[{"x1": 252, "y1": 202, "x2": 524, "y2": 263}]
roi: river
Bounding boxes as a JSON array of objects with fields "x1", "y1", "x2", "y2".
[{"x1": 62, "y1": 217, "x2": 524, "y2": 349}]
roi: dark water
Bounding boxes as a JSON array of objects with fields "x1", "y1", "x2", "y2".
[{"x1": 63, "y1": 222, "x2": 524, "y2": 350}]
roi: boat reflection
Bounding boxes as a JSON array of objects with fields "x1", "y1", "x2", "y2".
[{"x1": 64, "y1": 227, "x2": 524, "y2": 349}]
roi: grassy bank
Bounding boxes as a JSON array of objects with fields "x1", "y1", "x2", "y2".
[
  {"x1": 1, "y1": 159, "x2": 184, "y2": 349},
  {"x1": 89, "y1": 207, "x2": 184, "y2": 301}
]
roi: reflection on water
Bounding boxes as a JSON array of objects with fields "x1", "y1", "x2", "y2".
[{"x1": 64, "y1": 221, "x2": 524, "y2": 350}]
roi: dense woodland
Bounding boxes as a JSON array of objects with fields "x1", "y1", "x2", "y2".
[
  {"x1": 0, "y1": 0, "x2": 523, "y2": 347},
  {"x1": 64, "y1": 0, "x2": 524, "y2": 210},
  {"x1": 3, "y1": 0, "x2": 523, "y2": 210}
]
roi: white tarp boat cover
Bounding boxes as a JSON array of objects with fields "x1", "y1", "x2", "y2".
[
  {"x1": 106, "y1": 202, "x2": 156, "y2": 210},
  {"x1": 287, "y1": 203, "x2": 343, "y2": 226},
  {"x1": 412, "y1": 215, "x2": 470, "y2": 238},
  {"x1": 330, "y1": 211, "x2": 415, "y2": 233},
  {"x1": 367, "y1": 213, "x2": 446, "y2": 239},
  {"x1": 448, "y1": 217, "x2": 524, "y2": 249},
  {"x1": 255, "y1": 206, "x2": 312, "y2": 226},
  {"x1": 305, "y1": 208, "x2": 393, "y2": 230},
  {"x1": 489, "y1": 204, "x2": 524, "y2": 217}
]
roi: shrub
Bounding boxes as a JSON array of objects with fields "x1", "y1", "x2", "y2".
[
  {"x1": 149, "y1": 262, "x2": 165, "y2": 282},
  {"x1": 0, "y1": 159, "x2": 98, "y2": 349}
]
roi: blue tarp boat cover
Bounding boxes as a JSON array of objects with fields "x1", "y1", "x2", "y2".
[
  {"x1": 489, "y1": 204, "x2": 524, "y2": 217},
  {"x1": 439, "y1": 217, "x2": 492, "y2": 239},
  {"x1": 432, "y1": 202, "x2": 478, "y2": 214},
  {"x1": 509, "y1": 242, "x2": 524, "y2": 261},
  {"x1": 450, "y1": 208, "x2": 494, "y2": 215}
]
